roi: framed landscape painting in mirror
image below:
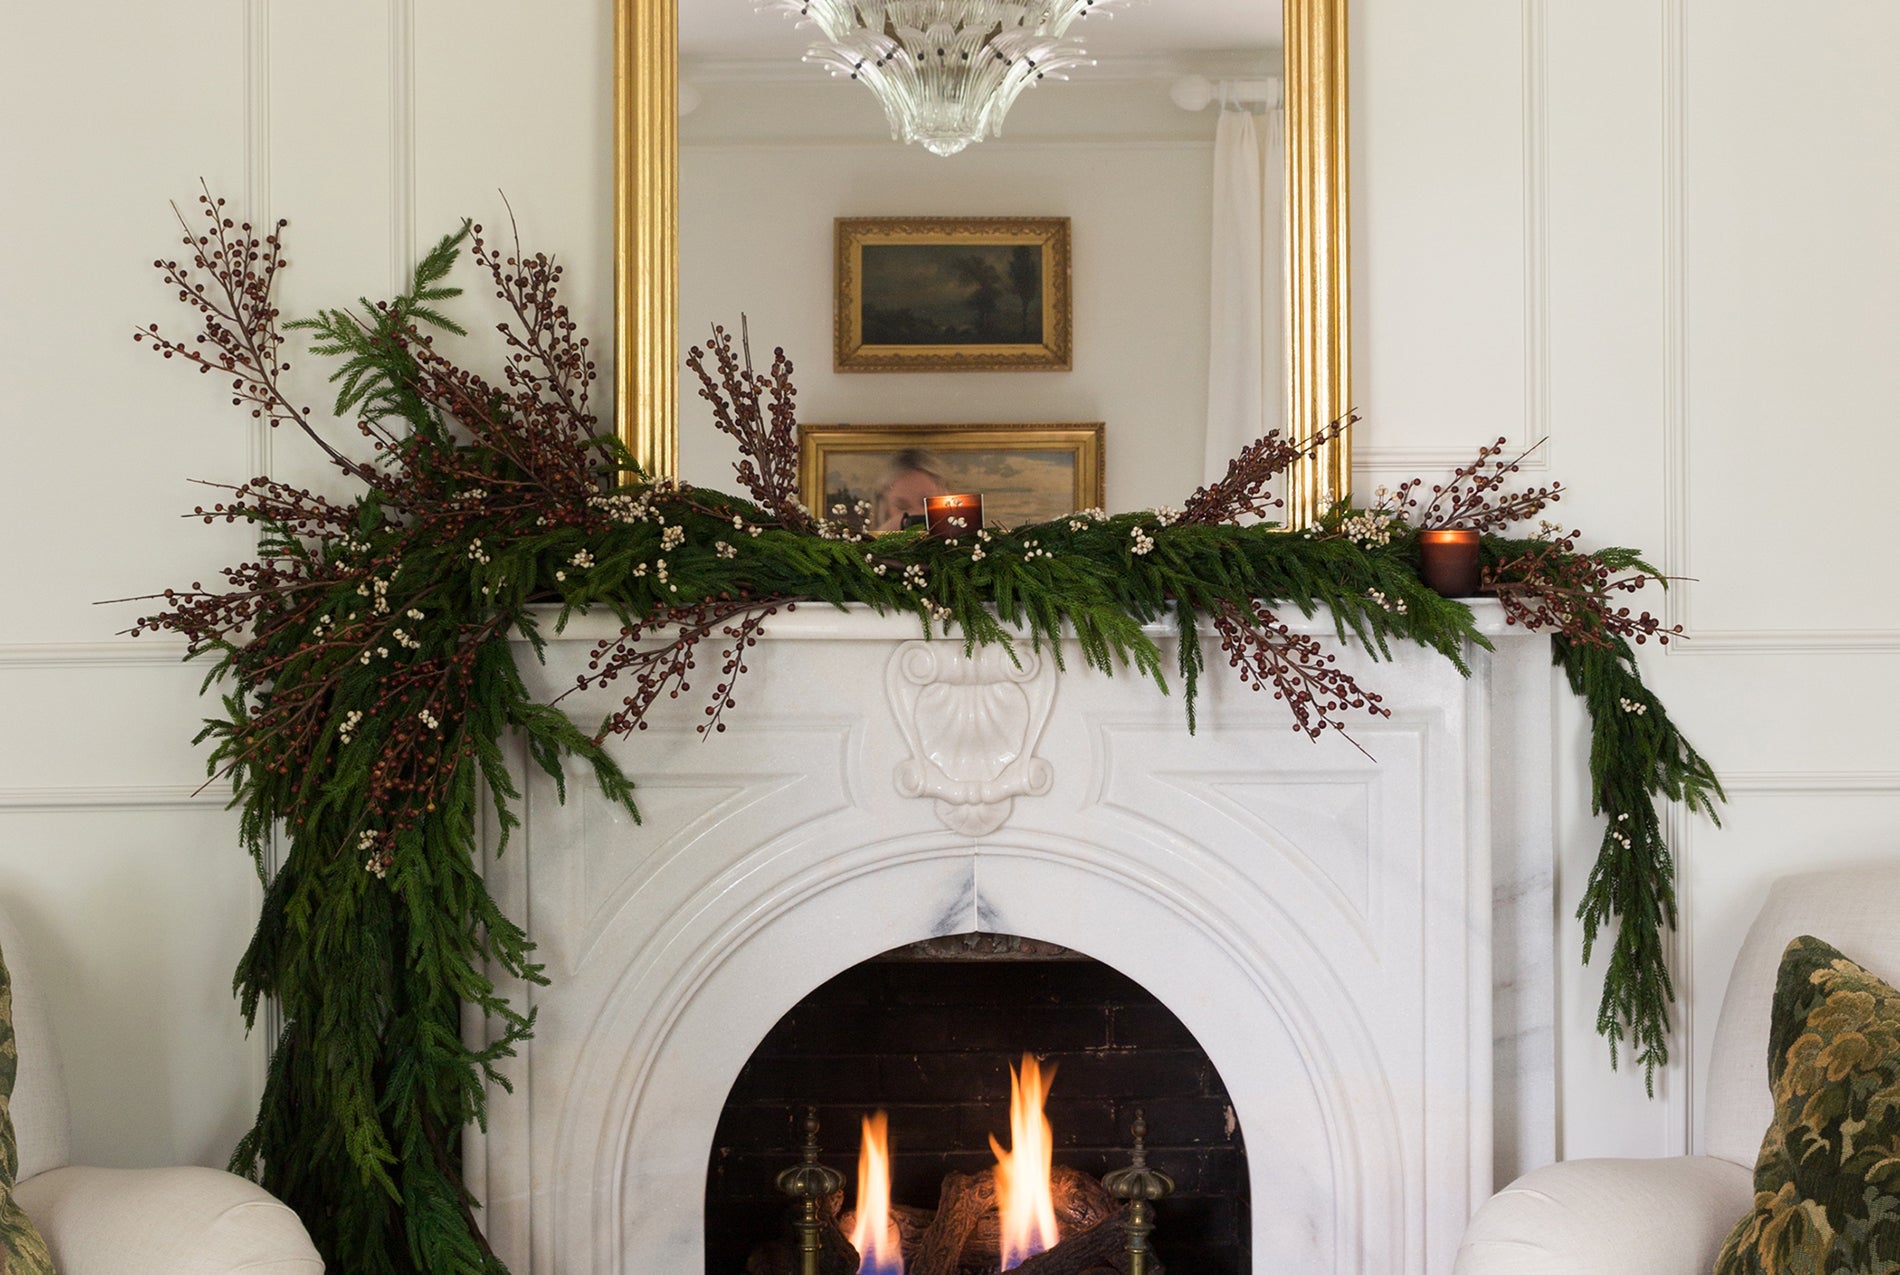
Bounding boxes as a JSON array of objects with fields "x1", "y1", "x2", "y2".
[
  {"x1": 834, "y1": 216, "x2": 1073, "y2": 373},
  {"x1": 799, "y1": 421, "x2": 1105, "y2": 532}
]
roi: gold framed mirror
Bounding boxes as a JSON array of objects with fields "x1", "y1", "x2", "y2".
[{"x1": 616, "y1": 0, "x2": 1350, "y2": 524}]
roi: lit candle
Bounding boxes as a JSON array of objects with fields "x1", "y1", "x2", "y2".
[
  {"x1": 1417, "y1": 528, "x2": 1482, "y2": 597},
  {"x1": 924, "y1": 493, "x2": 983, "y2": 538}
]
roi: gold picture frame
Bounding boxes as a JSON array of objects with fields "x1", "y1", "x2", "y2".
[
  {"x1": 799, "y1": 422, "x2": 1105, "y2": 532},
  {"x1": 617, "y1": 0, "x2": 1350, "y2": 525},
  {"x1": 833, "y1": 217, "x2": 1073, "y2": 373}
]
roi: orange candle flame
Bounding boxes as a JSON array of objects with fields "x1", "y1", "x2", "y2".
[
  {"x1": 990, "y1": 1054, "x2": 1061, "y2": 1268},
  {"x1": 850, "y1": 1111, "x2": 904, "y2": 1274}
]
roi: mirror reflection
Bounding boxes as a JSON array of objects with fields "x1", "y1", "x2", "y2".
[{"x1": 677, "y1": 2, "x2": 1283, "y2": 516}]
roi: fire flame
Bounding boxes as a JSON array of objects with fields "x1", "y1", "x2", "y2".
[
  {"x1": 850, "y1": 1111, "x2": 904, "y2": 1275},
  {"x1": 989, "y1": 1054, "x2": 1061, "y2": 1268}
]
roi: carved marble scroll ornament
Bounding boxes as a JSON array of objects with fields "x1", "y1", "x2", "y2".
[{"x1": 885, "y1": 641, "x2": 1058, "y2": 836}]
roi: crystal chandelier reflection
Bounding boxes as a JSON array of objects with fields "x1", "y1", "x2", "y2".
[{"x1": 758, "y1": 1, "x2": 1135, "y2": 157}]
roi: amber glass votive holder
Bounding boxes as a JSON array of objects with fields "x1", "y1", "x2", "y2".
[
  {"x1": 1418, "y1": 528, "x2": 1482, "y2": 597},
  {"x1": 924, "y1": 493, "x2": 983, "y2": 538}
]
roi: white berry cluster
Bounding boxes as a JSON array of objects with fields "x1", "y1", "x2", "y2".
[
  {"x1": 1618, "y1": 697, "x2": 1648, "y2": 716},
  {"x1": 338, "y1": 709, "x2": 364, "y2": 744},
  {"x1": 352, "y1": 575, "x2": 393, "y2": 615},
  {"x1": 588, "y1": 490, "x2": 656, "y2": 525},
  {"x1": 1366, "y1": 587, "x2": 1408, "y2": 615},
  {"x1": 417, "y1": 708, "x2": 441, "y2": 732},
  {"x1": 1130, "y1": 525, "x2": 1156, "y2": 556},
  {"x1": 466, "y1": 537, "x2": 491, "y2": 565},
  {"x1": 1151, "y1": 506, "x2": 1183, "y2": 527},
  {"x1": 1021, "y1": 538, "x2": 1050, "y2": 561},
  {"x1": 360, "y1": 829, "x2": 391, "y2": 878},
  {"x1": 390, "y1": 627, "x2": 422, "y2": 652},
  {"x1": 1338, "y1": 511, "x2": 1395, "y2": 547},
  {"x1": 1065, "y1": 507, "x2": 1110, "y2": 532},
  {"x1": 715, "y1": 540, "x2": 738, "y2": 560},
  {"x1": 660, "y1": 524, "x2": 686, "y2": 551}
]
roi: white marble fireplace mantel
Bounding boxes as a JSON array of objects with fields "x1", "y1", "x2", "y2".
[{"x1": 468, "y1": 603, "x2": 1555, "y2": 1274}]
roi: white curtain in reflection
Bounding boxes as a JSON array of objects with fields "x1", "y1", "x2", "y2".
[{"x1": 1203, "y1": 101, "x2": 1286, "y2": 484}]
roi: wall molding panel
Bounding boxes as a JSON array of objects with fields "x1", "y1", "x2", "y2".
[
  {"x1": 245, "y1": 0, "x2": 275, "y2": 483},
  {"x1": 0, "y1": 642, "x2": 192, "y2": 670},
  {"x1": 1660, "y1": 0, "x2": 1690, "y2": 644},
  {"x1": 1658, "y1": 0, "x2": 1900, "y2": 656},
  {"x1": 0, "y1": 785, "x2": 234, "y2": 814},
  {"x1": 1670, "y1": 627, "x2": 1900, "y2": 657},
  {"x1": 388, "y1": 0, "x2": 416, "y2": 297},
  {"x1": 1356, "y1": 0, "x2": 1550, "y2": 475}
]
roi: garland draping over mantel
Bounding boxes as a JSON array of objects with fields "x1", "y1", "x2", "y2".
[{"x1": 127, "y1": 196, "x2": 1722, "y2": 1273}]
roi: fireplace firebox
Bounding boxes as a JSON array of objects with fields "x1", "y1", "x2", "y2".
[{"x1": 707, "y1": 935, "x2": 1250, "y2": 1273}]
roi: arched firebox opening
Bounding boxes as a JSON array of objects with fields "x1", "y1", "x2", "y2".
[{"x1": 704, "y1": 932, "x2": 1251, "y2": 1274}]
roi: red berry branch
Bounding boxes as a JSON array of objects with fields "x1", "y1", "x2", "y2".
[
  {"x1": 1180, "y1": 414, "x2": 1355, "y2": 526},
  {"x1": 1487, "y1": 533, "x2": 1683, "y2": 648},
  {"x1": 685, "y1": 320, "x2": 811, "y2": 531},
  {"x1": 1410, "y1": 435, "x2": 1563, "y2": 533},
  {"x1": 1210, "y1": 598, "x2": 1390, "y2": 750},
  {"x1": 568, "y1": 595, "x2": 794, "y2": 743}
]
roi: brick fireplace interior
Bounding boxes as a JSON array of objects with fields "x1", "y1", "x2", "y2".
[{"x1": 704, "y1": 932, "x2": 1251, "y2": 1273}]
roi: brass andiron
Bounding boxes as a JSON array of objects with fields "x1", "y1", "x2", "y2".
[
  {"x1": 1103, "y1": 1110, "x2": 1175, "y2": 1275},
  {"x1": 776, "y1": 1107, "x2": 845, "y2": 1275}
]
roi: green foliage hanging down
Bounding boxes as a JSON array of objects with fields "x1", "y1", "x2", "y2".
[{"x1": 130, "y1": 199, "x2": 1722, "y2": 1270}]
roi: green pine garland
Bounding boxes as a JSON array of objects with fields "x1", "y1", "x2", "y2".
[{"x1": 130, "y1": 199, "x2": 1721, "y2": 1271}]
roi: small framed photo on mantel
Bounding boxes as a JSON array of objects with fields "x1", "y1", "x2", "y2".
[
  {"x1": 800, "y1": 422, "x2": 1105, "y2": 533},
  {"x1": 834, "y1": 216, "x2": 1073, "y2": 372}
]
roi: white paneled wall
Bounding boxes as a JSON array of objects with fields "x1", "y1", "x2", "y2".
[
  {"x1": 1354, "y1": 0, "x2": 1900, "y2": 1163},
  {"x1": 0, "y1": 0, "x2": 619, "y2": 1169},
  {"x1": 0, "y1": 0, "x2": 1894, "y2": 1188}
]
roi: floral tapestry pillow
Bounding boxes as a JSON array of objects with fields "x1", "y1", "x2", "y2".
[
  {"x1": 1715, "y1": 935, "x2": 1900, "y2": 1274},
  {"x1": 0, "y1": 945, "x2": 53, "y2": 1274}
]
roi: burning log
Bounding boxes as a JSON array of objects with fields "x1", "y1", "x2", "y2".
[
  {"x1": 835, "y1": 1205, "x2": 933, "y2": 1255},
  {"x1": 908, "y1": 1170, "x2": 997, "y2": 1275},
  {"x1": 958, "y1": 1166, "x2": 1119, "y2": 1266},
  {"x1": 904, "y1": 1165, "x2": 1144, "y2": 1275},
  {"x1": 1008, "y1": 1210, "x2": 1163, "y2": 1275}
]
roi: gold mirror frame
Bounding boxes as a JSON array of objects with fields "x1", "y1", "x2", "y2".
[{"x1": 617, "y1": 0, "x2": 1349, "y2": 524}]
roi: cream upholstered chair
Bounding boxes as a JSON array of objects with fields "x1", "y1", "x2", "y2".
[
  {"x1": 1454, "y1": 863, "x2": 1900, "y2": 1274},
  {"x1": 0, "y1": 907, "x2": 322, "y2": 1274}
]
